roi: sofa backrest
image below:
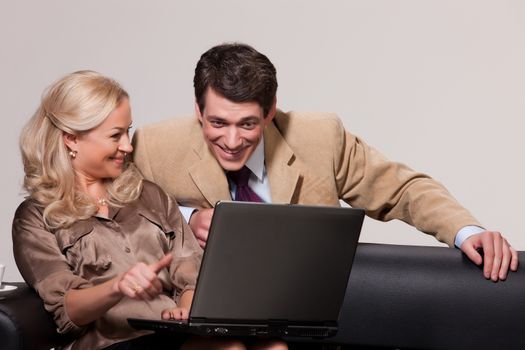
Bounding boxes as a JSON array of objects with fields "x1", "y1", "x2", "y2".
[
  {"x1": 331, "y1": 243, "x2": 525, "y2": 350},
  {"x1": 2, "y1": 243, "x2": 524, "y2": 350}
]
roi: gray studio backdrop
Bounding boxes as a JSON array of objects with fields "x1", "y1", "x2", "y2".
[{"x1": 1, "y1": 1, "x2": 524, "y2": 281}]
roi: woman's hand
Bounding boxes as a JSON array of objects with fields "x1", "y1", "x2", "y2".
[
  {"x1": 161, "y1": 307, "x2": 190, "y2": 320},
  {"x1": 161, "y1": 289, "x2": 194, "y2": 320},
  {"x1": 115, "y1": 253, "x2": 173, "y2": 300},
  {"x1": 65, "y1": 253, "x2": 173, "y2": 326}
]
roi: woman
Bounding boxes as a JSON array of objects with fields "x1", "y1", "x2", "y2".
[{"x1": 13, "y1": 71, "x2": 287, "y2": 350}]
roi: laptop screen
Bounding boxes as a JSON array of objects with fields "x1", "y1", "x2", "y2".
[{"x1": 190, "y1": 202, "x2": 364, "y2": 324}]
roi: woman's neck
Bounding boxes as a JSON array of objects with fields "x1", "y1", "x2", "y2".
[{"x1": 75, "y1": 173, "x2": 110, "y2": 216}]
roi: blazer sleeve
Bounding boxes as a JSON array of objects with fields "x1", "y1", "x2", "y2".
[{"x1": 330, "y1": 117, "x2": 482, "y2": 247}]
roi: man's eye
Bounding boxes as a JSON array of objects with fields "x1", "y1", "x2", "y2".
[
  {"x1": 210, "y1": 121, "x2": 224, "y2": 127},
  {"x1": 242, "y1": 122, "x2": 256, "y2": 129}
]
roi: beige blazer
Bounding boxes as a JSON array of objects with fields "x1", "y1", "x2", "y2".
[{"x1": 132, "y1": 110, "x2": 481, "y2": 247}]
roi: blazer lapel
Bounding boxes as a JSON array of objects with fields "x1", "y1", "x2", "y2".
[
  {"x1": 264, "y1": 121, "x2": 302, "y2": 204},
  {"x1": 188, "y1": 128, "x2": 232, "y2": 207}
]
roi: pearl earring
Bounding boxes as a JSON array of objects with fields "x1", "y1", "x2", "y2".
[{"x1": 69, "y1": 150, "x2": 77, "y2": 159}]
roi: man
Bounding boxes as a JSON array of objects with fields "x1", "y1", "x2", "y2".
[{"x1": 133, "y1": 43, "x2": 518, "y2": 282}]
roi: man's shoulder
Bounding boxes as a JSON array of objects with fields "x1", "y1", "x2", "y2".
[
  {"x1": 274, "y1": 110, "x2": 342, "y2": 128},
  {"x1": 275, "y1": 110, "x2": 340, "y2": 121},
  {"x1": 136, "y1": 116, "x2": 197, "y2": 135},
  {"x1": 273, "y1": 110, "x2": 344, "y2": 138},
  {"x1": 133, "y1": 116, "x2": 201, "y2": 152}
]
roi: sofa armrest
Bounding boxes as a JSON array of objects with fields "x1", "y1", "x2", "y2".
[
  {"x1": 331, "y1": 243, "x2": 525, "y2": 349},
  {"x1": 0, "y1": 282, "x2": 70, "y2": 350}
]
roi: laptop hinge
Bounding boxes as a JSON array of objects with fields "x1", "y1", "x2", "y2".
[{"x1": 268, "y1": 319, "x2": 288, "y2": 330}]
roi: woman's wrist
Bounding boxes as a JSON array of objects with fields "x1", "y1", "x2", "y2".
[{"x1": 111, "y1": 274, "x2": 125, "y2": 297}]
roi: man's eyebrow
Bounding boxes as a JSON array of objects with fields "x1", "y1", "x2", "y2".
[
  {"x1": 235, "y1": 117, "x2": 260, "y2": 125},
  {"x1": 206, "y1": 115, "x2": 260, "y2": 122},
  {"x1": 240, "y1": 116, "x2": 260, "y2": 121},
  {"x1": 206, "y1": 115, "x2": 226, "y2": 120}
]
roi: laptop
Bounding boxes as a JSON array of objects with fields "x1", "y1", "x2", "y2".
[{"x1": 128, "y1": 201, "x2": 364, "y2": 338}]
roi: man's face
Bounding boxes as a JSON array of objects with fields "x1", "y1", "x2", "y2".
[{"x1": 196, "y1": 88, "x2": 275, "y2": 171}]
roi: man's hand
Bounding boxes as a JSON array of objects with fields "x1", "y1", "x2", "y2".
[
  {"x1": 460, "y1": 231, "x2": 518, "y2": 281},
  {"x1": 188, "y1": 208, "x2": 214, "y2": 248}
]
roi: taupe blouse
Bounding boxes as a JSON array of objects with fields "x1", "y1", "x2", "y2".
[{"x1": 12, "y1": 180, "x2": 202, "y2": 350}]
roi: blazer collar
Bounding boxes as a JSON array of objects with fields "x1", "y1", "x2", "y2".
[
  {"x1": 188, "y1": 122, "x2": 232, "y2": 206},
  {"x1": 264, "y1": 120, "x2": 302, "y2": 204}
]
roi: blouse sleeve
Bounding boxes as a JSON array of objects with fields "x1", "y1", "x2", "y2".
[
  {"x1": 12, "y1": 200, "x2": 92, "y2": 335},
  {"x1": 142, "y1": 181, "x2": 203, "y2": 303}
]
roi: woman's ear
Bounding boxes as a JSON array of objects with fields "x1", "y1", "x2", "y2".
[{"x1": 63, "y1": 132, "x2": 78, "y2": 152}]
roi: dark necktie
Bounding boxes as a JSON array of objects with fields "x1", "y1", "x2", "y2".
[{"x1": 228, "y1": 166, "x2": 263, "y2": 202}]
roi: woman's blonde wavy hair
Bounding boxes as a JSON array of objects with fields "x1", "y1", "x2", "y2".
[{"x1": 20, "y1": 70, "x2": 142, "y2": 229}]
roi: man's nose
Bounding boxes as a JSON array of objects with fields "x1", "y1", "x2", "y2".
[{"x1": 224, "y1": 127, "x2": 242, "y2": 149}]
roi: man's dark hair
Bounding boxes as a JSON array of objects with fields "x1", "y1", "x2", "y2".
[{"x1": 194, "y1": 43, "x2": 278, "y2": 117}]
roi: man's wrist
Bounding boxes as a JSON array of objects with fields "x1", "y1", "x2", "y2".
[
  {"x1": 179, "y1": 206, "x2": 197, "y2": 224},
  {"x1": 455, "y1": 225, "x2": 485, "y2": 248}
]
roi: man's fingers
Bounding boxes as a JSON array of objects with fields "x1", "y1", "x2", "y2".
[
  {"x1": 489, "y1": 232, "x2": 503, "y2": 281},
  {"x1": 498, "y1": 240, "x2": 511, "y2": 281},
  {"x1": 460, "y1": 241, "x2": 483, "y2": 266},
  {"x1": 480, "y1": 233, "x2": 495, "y2": 280},
  {"x1": 462, "y1": 231, "x2": 518, "y2": 282},
  {"x1": 150, "y1": 253, "x2": 173, "y2": 274},
  {"x1": 189, "y1": 208, "x2": 214, "y2": 245},
  {"x1": 194, "y1": 229, "x2": 209, "y2": 244},
  {"x1": 510, "y1": 247, "x2": 519, "y2": 271}
]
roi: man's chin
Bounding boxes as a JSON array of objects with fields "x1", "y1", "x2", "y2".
[{"x1": 216, "y1": 158, "x2": 246, "y2": 172}]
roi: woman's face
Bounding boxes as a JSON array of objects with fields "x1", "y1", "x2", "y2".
[{"x1": 67, "y1": 98, "x2": 133, "y2": 182}]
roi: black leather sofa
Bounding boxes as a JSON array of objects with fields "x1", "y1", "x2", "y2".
[{"x1": 1, "y1": 243, "x2": 524, "y2": 350}]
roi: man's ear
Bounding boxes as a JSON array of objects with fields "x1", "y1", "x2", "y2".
[
  {"x1": 264, "y1": 97, "x2": 277, "y2": 125},
  {"x1": 63, "y1": 132, "x2": 78, "y2": 152},
  {"x1": 195, "y1": 101, "x2": 203, "y2": 124}
]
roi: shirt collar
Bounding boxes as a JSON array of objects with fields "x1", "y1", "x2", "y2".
[{"x1": 245, "y1": 136, "x2": 265, "y2": 181}]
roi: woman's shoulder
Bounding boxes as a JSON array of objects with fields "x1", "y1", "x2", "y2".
[
  {"x1": 138, "y1": 180, "x2": 172, "y2": 206},
  {"x1": 12, "y1": 198, "x2": 48, "y2": 235},
  {"x1": 14, "y1": 197, "x2": 44, "y2": 221},
  {"x1": 140, "y1": 179, "x2": 166, "y2": 195}
]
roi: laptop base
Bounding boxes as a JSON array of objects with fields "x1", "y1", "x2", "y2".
[{"x1": 128, "y1": 318, "x2": 337, "y2": 338}]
